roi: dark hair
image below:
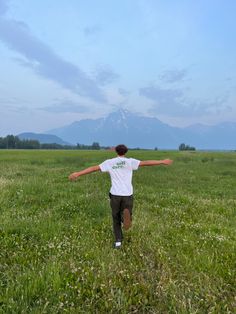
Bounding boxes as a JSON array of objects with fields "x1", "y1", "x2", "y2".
[{"x1": 115, "y1": 144, "x2": 128, "y2": 156}]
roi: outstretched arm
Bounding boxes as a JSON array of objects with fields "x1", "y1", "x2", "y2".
[
  {"x1": 69, "y1": 165, "x2": 101, "y2": 181},
  {"x1": 139, "y1": 159, "x2": 173, "y2": 167}
]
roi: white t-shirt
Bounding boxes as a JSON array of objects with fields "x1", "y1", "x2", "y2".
[{"x1": 99, "y1": 156, "x2": 140, "y2": 196}]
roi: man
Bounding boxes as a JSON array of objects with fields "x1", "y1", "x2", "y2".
[{"x1": 69, "y1": 144, "x2": 173, "y2": 249}]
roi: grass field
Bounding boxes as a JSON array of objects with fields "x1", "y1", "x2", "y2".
[{"x1": 0, "y1": 149, "x2": 235, "y2": 313}]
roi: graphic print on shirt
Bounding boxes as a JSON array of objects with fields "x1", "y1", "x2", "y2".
[{"x1": 112, "y1": 161, "x2": 125, "y2": 169}]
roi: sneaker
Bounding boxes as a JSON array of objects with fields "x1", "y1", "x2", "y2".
[
  {"x1": 123, "y1": 208, "x2": 131, "y2": 230},
  {"x1": 114, "y1": 241, "x2": 122, "y2": 249}
]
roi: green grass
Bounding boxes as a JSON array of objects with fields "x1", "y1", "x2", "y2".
[{"x1": 0, "y1": 149, "x2": 235, "y2": 313}]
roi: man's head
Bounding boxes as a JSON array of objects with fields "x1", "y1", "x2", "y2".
[{"x1": 115, "y1": 144, "x2": 128, "y2": 156}]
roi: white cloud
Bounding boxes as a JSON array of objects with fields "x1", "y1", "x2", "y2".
[
  {"x1": 0, "y1": 3, "x2": 106, "y2": 103},
  {"x1": 159, "y1": 68, "x2": 188, "y2": 84},
  {"x1": 39, "y1": 100, "x2": 89, "y2": 114},
  {"x1": 93, "y1": 64, "x2": 119, "y2": 86},
  {"x1": 139, "y1": 84, "x2": 231, "y2": 117}
]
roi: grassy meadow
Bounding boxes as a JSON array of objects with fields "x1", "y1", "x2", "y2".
[{"x1": 0, "y1": 149, "x2": 235, "y2": 313}]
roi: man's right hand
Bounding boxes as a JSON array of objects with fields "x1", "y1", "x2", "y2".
[{"x1": 68, "y1": 172, "x2": 79, "y2": 181}]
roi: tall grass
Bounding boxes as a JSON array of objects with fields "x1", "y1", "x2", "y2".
[{"x1": 0, "y1": 150, "x2": 235, "y2": 313}]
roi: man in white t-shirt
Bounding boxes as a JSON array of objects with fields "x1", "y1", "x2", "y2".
[{"x1": 69, "y1": 144, "x2": 173, "y2": 249}]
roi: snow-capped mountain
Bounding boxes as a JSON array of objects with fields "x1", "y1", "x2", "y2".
[{"x1": 47, "y1": 109, "x2": 236, "y2": 149}]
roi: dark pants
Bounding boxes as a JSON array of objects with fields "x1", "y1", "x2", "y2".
[{"x1": 109, "y1": 193, "x2": 133, "y2": 241}]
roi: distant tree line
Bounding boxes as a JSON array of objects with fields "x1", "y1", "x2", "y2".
[
  {"x1": 0, "y1": 135, "x2": 198, "y2": 151},
  {"x1": 0, "y1": 135, "x2": 38, "y2": 149},
  {"x1": 179, "y1": 143, "x2": 196, "y2": 151},
  {"x1": 0, "y1": 135, "x2": 76, "y2": 149},
  {"x1": 0, "y1": 135, "x2": 110, "y2": 150},
  {"x1": 77, "y1": 142, "x2": 103, "y2": 150}
]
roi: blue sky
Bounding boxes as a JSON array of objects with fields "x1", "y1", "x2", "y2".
[{"x1": 0, "y1": 0, "x2": 236, "y2": 135}]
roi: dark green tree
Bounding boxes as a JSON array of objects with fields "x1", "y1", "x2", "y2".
[
  {"x1": 179, "y1": 143, "x2": 196, "y2": 151},
  {"x1": 91, "y1": 142, "x2": 100, "y2": 150}
]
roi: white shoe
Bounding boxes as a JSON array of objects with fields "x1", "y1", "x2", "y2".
[{"x1": 114, "y1": 241, "x2": 122, "y2": 249}]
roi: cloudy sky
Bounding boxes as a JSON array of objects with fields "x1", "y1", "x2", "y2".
[{"x1": 0, "y1": 0, "x2": 236, "y2": 135}]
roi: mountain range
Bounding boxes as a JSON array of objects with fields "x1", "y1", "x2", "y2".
[
  {"x1": 18, "y1": 132, "x2": 70, "y2": 145},
  {"x1": 45, "y1": 109, "x2": 236, "y2": 150}
]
